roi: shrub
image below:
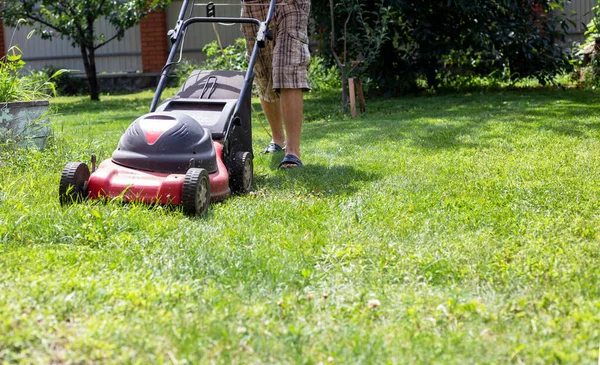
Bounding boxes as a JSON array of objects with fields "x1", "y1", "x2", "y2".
[
  {"x1": 311, "y1": 1, "x2": 573, "y2": 94},
  {"x1": 579, "y1": 58, "x2": 600, "y2": 89},
  {"x1": 308, "y1": 56, "x2": 341, "y2": 93},
  {"x1": 202, "y1": 38, "x2": 249, "y2": 71},
  {"x1": 36, "y1": 66, "x2": 87, "y2": 96},
  {"x1": 167, "y1": 39, "x2": 248, "y2": 87},
  {"x1": 168, "y1": 59, "x2": 202, "y2": 88}
]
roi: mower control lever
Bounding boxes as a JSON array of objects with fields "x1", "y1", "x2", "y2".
[
  {"x1": 256, "y1": 23, "x2": 270, "y2": 48},
  {"x1": 207, "y1": 2, "x2": 216, "y2": 17},
  {"x1": 168, "y1": 20, "x2": 183, "y2": 44}
]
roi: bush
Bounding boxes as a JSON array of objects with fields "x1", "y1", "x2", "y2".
[
  {"x1": 311, "y1": 1, "x2": 573, "y2": 94},
  {"x1": 167, "y1": 39, "x2": 248, "y2": 87},
  {"x1": 308, "y1": 56, "x2": 341, "y2": 92},
  {"x1": 36, "y1": 66, "x2": 87, "y2": 96},
  {"x1": 202, "y1": 38, "x2": 248, "y2": 71},
  {"x1": 167, "y1": 59, "x2": 201, "y2": 88},
  {"x1": 579, "y1": 58, "x2": 600, "y2": 89}
]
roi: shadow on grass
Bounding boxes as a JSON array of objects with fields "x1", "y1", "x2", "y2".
[{"x1": 256, "y1": 155, "x2": 377, "y2": 196}]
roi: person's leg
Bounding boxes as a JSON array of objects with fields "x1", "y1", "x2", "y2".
[
  {"x1": 240, "y1": 1, "x2": 282, "y2": 152},
  {"x1": 279, "y1": 88, "x2": 303, "y2": 159},
  {"x1": 260, "y1": 98, "x2": 285, "y2": 148},
  {"x1": 272, "y1": 0, "x2": 311, "y2": 167}
]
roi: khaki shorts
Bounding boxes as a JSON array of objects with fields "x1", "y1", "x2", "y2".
[{"x1": 241, "y1": 0, "x2": 311, "y2": 102}]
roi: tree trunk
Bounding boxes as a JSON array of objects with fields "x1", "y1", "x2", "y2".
[
  {"x1": 81, "y1": 19, "x2": 100, "y2": 101},
  {"x1": 425, "y1": 60, "x2": 439, "y2": 90},
  {"x1": 80, "y1": 46, "x2": 100, "y2": 101},
  {"x1": 330, "y1": 0, "x2": 350, "y2": 114},
  {"x1": 340, "y1": 65, "x2": 349, "y2": 114},
  {"x1": 87, "y1": 46, "x2": 100, "y2": 101}
]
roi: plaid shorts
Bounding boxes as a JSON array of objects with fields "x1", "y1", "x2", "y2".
[{"x1": 241, "y1": 0, "x2": 311, "y2": 102}]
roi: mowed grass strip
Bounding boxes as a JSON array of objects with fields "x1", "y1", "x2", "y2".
[{"x1": 0, "y1": 89, "x2": 599, "y2": 364}]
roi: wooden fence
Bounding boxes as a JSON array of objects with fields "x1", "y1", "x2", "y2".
[{"x1": 562, "y1": 0, "x2": 598, "y2": 44}]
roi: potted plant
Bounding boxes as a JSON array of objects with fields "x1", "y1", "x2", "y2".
[{"x1": 0, "y1": 46, "x2": 65, "y2": 150}]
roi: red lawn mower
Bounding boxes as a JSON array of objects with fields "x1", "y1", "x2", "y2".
[{"x1": 59, "y1": 0, "x2": 276, "y2": 216}]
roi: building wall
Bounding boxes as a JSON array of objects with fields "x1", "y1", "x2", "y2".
[
  {"x1": 1, "y1": 0, "x2": 244, "y2": 74},
  {"x1": 562, "y1": 0, "x2": 598, "y2": 44},
  {"x1": 3, "y1": 20, "x2": 143, "y2": 73},
  {"x1": 0, "y1": 19, "x2": 5, "y2": 58},
  {"x1": 140, "y1": 10, "x2": 169, "y2": 73}
]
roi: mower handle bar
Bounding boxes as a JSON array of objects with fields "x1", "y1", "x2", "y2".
[{"x1": 149, "y1": 0, "x2": 277, "y2": 114}]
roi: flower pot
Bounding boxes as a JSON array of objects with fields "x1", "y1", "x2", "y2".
[{"x1": 0, "y1": 100, "x2": 51, "y2": 150}]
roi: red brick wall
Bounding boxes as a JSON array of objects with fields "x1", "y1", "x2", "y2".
[
  {"x1": 140, "y1": 10, "x2": 168, "y2": 73},
  {"x1": 0, "y1": 19, "x2": 6, "y2": 58}
]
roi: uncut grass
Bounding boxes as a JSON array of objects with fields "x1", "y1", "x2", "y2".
[{"x1": 1, "y1": 89, "x2": 599, "y2": 363}]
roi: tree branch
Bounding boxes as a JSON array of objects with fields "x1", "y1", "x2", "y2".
[
  {"x1": 96, "y1": 0, "x2": 107, "y2": 15},
  {"x1": 329, "y1": 0, "x2": 343, "y2": 68},
  {"x1": 22, "y1": 13, "x2": 70, "y2": 38},
  {"x1": 343, "y1": 9, "x2": 352, "y2": 75},
  {"x1": 94, "y1": 33, "x2": 120, "y2": 50}
]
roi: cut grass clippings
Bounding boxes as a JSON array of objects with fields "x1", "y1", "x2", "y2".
[{"x1": 1, "y1": 88, "x2": 599, "y2": 363}]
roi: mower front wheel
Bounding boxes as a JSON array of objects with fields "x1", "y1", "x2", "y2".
[
  {"x1": 59, "y1": 162, "x2": 90, "y2": 205},
  {"x1": 230, "y1": 151, "x2": 253, "y2": 194},
  {"x1": 181, "y1": 168, "x2": 211, "y2": 216}
]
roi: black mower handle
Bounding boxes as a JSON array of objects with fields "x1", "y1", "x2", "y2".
[{"x1": 150, "y1": 0, "x2": 277, "y2": 113}]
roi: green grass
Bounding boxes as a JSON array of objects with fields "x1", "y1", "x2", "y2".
[{"x1": 1, "y1": 88, "x2": 600, "y2": 364}]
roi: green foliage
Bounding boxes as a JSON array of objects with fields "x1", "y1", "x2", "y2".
[
  {"x1": 308, "y1": 56, "x2": 341, "y2": 92},
  {"x1": 584, "y1": 3, "x2": 600, "y2": 39},
  {"x1": 323, "y1": 0, "x2": 390, "y2": 112},
  {"x1": 441, "y1": 71, "x2": 575, "y2": 92},
  {"x1": 35, "y1": 66, "x2": 88, "y2": 96},
  {"x1": 0, "y1": 0, "x2": 170, "y2": 47},
  {"x1": 167, "y1": 59, "x2": 202, "y2": 88},
  {"x1": 0, "y1": 46, "x2": 65, "y2": 102},
  {"x1": 578, "y1": 57, "x2": 600, "y2": 89},
  {"x1": 166, "y1": 39, "x2": 248, "y2": 88},
  {"x1": 311, "y1": 0, "x2": 573, "y2": 94},
  {"x1": 201, "y1": 38, "x2": 249, "y2": 72},
  {"x1": 331, "y1": 0, "x2": 391, "y2": 79}
]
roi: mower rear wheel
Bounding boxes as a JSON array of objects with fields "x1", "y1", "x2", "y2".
[
  {"x1": 182, "y1": 168, "x2": 211, "y2": 216},
  {"x1": 59, "y1": 162, "x2": 90, "y2": 206},
  {"x1": 230, "y1": 151, "x2": 253, "y2": 194}
]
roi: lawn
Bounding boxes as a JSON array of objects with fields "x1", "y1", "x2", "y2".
[{"x1": 1, "y1": 88, "x2": 599, "y2": 364}]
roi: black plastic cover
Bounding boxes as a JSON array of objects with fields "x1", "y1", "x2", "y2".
[{"x1": 111, "y1": 112, "x2": 218, "y2": 174}]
